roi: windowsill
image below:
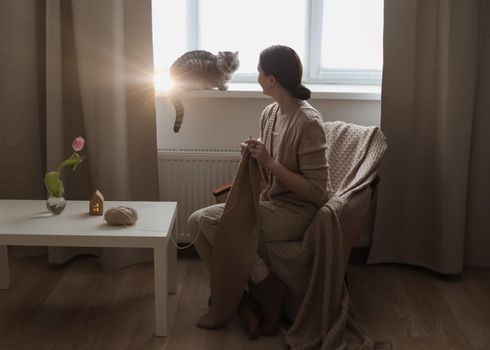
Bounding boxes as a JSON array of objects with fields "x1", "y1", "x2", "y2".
[{"x1": 156, "y1": 83, "x2": 381, "y2": 101}]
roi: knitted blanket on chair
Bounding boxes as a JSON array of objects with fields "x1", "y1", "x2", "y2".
[{"x1": 265, "y1": 122, "x2": 392, "y2": 349}]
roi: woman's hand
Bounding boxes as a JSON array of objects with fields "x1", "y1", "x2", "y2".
[
  {"x1": 240, "y1": 140, "x2": 248, "y2": 156},
  {"x1": 242, "y1": 138, "x2": 314, "y2": 204},
  {"x1": 244, "y1": 138, "x2": 275, "y2": 169}
]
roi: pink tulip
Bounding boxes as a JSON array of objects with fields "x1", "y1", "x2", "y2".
[{"x1": 72, "y1": 137, "x2": 85, "y2": 152}]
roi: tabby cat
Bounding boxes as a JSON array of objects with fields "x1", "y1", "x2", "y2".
[{"x1": 168, "y1": 50, "x2": 239, "y2": 132}]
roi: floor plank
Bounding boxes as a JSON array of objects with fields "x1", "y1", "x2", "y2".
[
  {"x1": 434, "y1": 269, "x2": 490, "y2": 350},
  {"x1": 347, "y1": 264, "x2": 488, "y2": 350},
  {"x1": 0, "y1": 255, "x2": 489, "y2": 349}
]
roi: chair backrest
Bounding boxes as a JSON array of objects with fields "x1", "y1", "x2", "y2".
[{"x1": 324, "y1": 121, "x2": 387, "y2": 195}]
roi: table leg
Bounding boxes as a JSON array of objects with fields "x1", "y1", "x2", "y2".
[
  {"x1": 0, "y1": 245, "x2": 10, "y2": 289},
  {"x1": 154, "y1": 247, "x2": 167, "y2": 336},
  {"x1": 168, "y1": 221, "x2": 177, "y2": 294}
]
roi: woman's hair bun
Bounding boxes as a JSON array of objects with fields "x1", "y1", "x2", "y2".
[{"x1": 292, "y1": 84, "x2": 311, "y2": 100}]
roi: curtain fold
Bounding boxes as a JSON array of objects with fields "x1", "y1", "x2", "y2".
[
  {"x1": 0, "y1": 0, "x2": 46, "y2": 200},
  {"x1": 464, "y1": 2, "x2": 490, "y2": 268},
  {"x1": 0, "y1": 0, "x2": 47, "y2": 256},
  {"x1": 47, "y1": 0, "x2": 159, "y2": 268},
  {"x1": 1, "y1": 0, "x2": 160, "y2": 268},
  {"x1": 368, "y1": 0, "x2": 490, "y2": 273}
]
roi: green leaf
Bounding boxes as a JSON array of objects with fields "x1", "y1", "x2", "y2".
[
  {"x1": 57, "y1": 153, "x2": 84, "y2": 172},
  {"x1": 44, "y1": 171, "x2": 64, "y2": 197}
]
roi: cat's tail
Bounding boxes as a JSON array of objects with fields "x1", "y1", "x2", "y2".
[{"x1": 168, "y1": 95, "x2": 184, "y2": 132}]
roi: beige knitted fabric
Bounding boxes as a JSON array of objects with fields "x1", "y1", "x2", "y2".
[
  {"x1": 265, "y1": 121, "x2": 392, "y2": 349},
  {"x1": 197, "y1": 151, "x2": 264, "y2": 327}
]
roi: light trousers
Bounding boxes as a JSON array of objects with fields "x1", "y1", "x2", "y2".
[{"x1": 187, "y1": 200, "x2": 316, "y2": 269}]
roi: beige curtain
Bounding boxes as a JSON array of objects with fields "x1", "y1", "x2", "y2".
[
  {"x1": 0, "y1": 1, "x2": 47, "y2": 257},
  {"x1": 1, "y1": 0, "x2": 160, "y2": 267},
  {"x1": 0, "y1": 1, "x2": 46, "y2": 200},
  {"x1": 368, "y1": 0, "x2": 490, "y2": 273}
]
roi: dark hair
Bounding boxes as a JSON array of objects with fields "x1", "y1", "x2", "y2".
[{"x1": 259, "y1": 45, "x2": 311, "y2": 100}]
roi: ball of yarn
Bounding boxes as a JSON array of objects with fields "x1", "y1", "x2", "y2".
[{"x1": 104, "y1": 206, "x2": 138, "y2": 226}]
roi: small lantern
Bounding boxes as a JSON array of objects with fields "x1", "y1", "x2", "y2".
[{"x1": 89, "y1": 190, "x2": 104, "y2": 215}]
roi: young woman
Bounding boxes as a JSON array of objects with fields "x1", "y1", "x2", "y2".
[{"x1": 188, "y1": 45, "x2": 331, "y2": 339}]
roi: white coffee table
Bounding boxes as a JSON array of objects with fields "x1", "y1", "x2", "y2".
[{"x1": 0, "y1": 199, "x2": 177, "y2": 337}]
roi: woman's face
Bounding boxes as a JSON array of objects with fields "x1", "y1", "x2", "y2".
[{"x1": 257, "y1": 64, "x2": 272, "y2": 96}]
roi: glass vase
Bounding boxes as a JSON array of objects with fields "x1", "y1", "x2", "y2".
[{"x1": 46, "y1": 195, "x2": 66, "y2": 215}]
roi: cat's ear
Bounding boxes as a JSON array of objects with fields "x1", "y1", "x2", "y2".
[
  {"x1": 234, "y1": 51, "x2": 239, "y2": 56},
  {"x1": 218, "y1": 51, "x2": 224, "y2": 57}
]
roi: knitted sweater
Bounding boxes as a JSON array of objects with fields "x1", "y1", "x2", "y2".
[{"x1": 260, "y1": 101, "x2": 331, "y2": 212}]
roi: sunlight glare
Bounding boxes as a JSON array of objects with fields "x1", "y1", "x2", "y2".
[{"x1": 154, "y1": 71, "x2": 174, "y2": 92}]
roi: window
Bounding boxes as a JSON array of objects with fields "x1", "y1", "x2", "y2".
[{"x1": 152, "y1": 0, "x2": 383, "y2": 90}]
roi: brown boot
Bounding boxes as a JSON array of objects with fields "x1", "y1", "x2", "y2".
[
  {"x1": 237, "y1": 291, "x2": 261, "y2": 340},
  {"x1": 250, "y1": 272, "x2": 287, "y2": 336}
]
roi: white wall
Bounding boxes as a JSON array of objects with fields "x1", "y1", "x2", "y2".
[{"x1": 156, "y1": 96, "x2": 381, "y2": 150}]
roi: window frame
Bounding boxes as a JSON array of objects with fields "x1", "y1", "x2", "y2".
[{"x1": 175, "y1": 0, "x2": 382, "y2": 86}]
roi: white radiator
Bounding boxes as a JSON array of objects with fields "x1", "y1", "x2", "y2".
[{"x1": 158, "y1": 148, "x2": 241, "y2": 242}]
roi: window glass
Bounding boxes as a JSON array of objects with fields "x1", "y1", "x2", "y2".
[
  {"x1": 198, "y1": 0, "x2": 308, "y2": 75},
  {"x1": 321, "y1": 0, "x2": 383, "y2": 71},
  {"x1": 151, "y1": 0, "x2": 384, "y2": 87},
  {"x1": 152, "y1": 1, "x2": 187, "y2": 89}
]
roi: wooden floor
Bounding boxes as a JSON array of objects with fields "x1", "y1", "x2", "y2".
[{"x1": 0, "y1": 254, "x2": 489, "y2": 350}]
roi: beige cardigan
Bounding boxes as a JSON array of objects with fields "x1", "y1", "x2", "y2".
[{"x1": 260, "y1": 101, "x2": 332, "y2": 213}]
